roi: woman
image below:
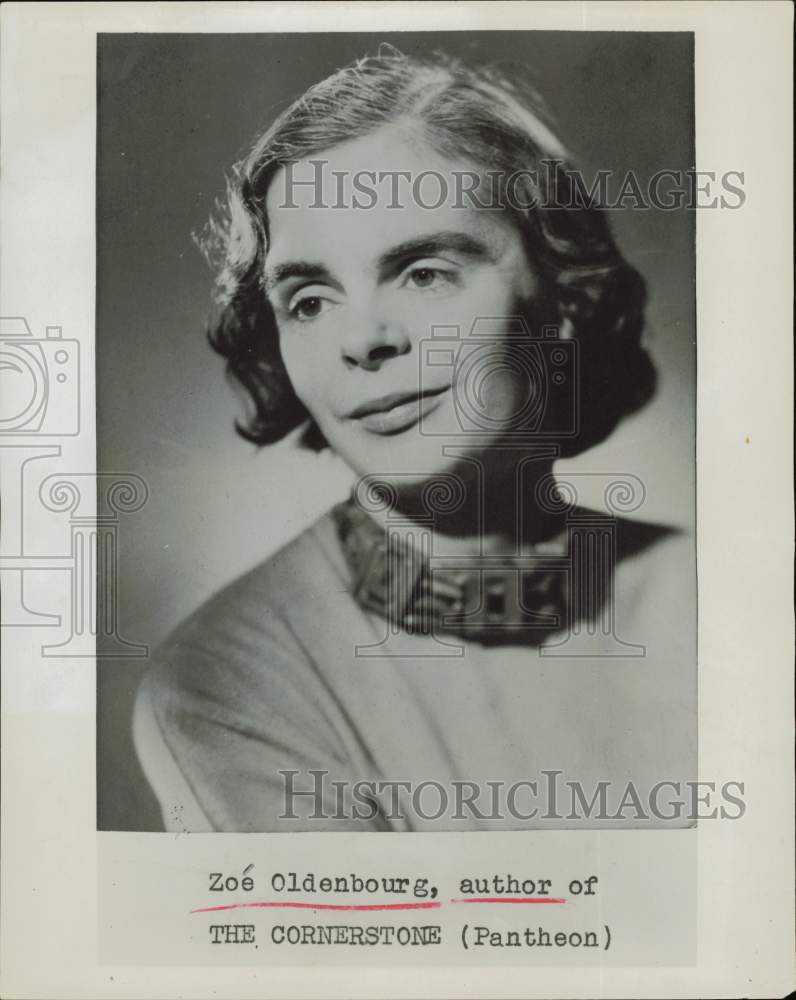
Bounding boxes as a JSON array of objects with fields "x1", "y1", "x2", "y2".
[{"x1": 133, "y1": 48, "x2": 695, "y2": 832}]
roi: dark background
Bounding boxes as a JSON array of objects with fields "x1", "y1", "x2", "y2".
[{"x1": 97, "y1": 31, "x2": 695, "y2": 830}]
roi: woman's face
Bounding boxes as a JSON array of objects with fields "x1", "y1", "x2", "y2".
[{"x1": 264, "y1": 124, "x2": 541, "y2": 486}]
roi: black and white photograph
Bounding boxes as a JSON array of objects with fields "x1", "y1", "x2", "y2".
[
  {"x1": 1, "y1": 3, "x2": 794, "y2": 996},
  {"x1": 97, "y1": 30, "x2": 698, "y2": 833}
]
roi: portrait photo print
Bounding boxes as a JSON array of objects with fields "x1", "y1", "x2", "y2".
[{"x1": 96, "y1": 30, "x2": 697, "y2": 834}]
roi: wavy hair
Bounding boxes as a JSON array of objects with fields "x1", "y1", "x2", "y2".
[{"x1": 200, "y1": 47, "x2": 655, "y2": 456}]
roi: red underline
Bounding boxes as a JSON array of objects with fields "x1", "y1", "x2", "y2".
[
  {"x1": 450, "y1": 897, "x2": 567, "y2": 904},
  {"x1": 190, "y1": 900, "x2": 442, "y2": 914},
  {"x1": 190, "y1": 897, "x2": 566, "y2": 914}
]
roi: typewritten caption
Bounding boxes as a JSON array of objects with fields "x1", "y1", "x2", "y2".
[{"x1": 197, "y1": 867, "x2": 609, "y2": 952}]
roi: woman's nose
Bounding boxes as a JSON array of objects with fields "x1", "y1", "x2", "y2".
[{"x1": 341, "y1": 311, "x2": 411, "y2": 371}]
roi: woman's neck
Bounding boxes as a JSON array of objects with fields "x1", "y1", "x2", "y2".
[{"x1": 352, "y1": 455, "x2": 566, "y2": 558}]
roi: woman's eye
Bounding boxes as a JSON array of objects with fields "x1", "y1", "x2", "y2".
[
  {"x1": 289, "y1": 295, "x2": 327, "y2": 321},
  {"x1": 403, "y1": 265, "x2": 457, "y2": 292},
  {"x1": 410, "y1": 267, "x2": 437, "y2": 288}
]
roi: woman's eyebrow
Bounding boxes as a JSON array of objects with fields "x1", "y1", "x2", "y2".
[
  {"x1": 264, "y1": 231, "x2": 494, "y2": 293},
  {"x1": 377, "y1": 231, "x2": 496, "y2": 274},
  {"x1": 263, "y1": 261, "x2": 332, "y2": 293}
]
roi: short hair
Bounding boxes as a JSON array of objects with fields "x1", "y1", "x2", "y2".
[{"x1": 201, "y1": 47, "x2": 655, "y2": 457}]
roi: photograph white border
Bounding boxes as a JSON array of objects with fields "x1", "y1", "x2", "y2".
[{"x1": 1, "y1": 2, "x2": 793, "y2": 997}]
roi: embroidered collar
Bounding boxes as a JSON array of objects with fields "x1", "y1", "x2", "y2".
[{"x1": 332, "y1": 496, "x2": 569, "y2": 646}]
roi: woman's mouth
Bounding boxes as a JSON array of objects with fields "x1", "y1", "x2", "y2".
[{"x1": 348, "y1": 386, "x2": 450, "y2": 435}]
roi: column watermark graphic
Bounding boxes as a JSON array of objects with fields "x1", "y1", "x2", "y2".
[
  {"x1": 341, "y1": 313, "x2": 652, "y2": 659},
  {"x1": 0, "y1": 316, "x2": 149, "y2": 657}
]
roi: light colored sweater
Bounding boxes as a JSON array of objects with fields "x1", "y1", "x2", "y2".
[{"x1": 133, "y1": 508, "x2": 696, "y2": 832}]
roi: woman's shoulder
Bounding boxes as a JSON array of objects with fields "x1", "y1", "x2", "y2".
[
  {"x1": 132, "y1": 506, "x2": 354, "y2": 832},
  {"x1": 542, "y1": 508, "x2": 694, "y2": 657},
  {"x1": 142, "y1": 506, "x2": 345, "y2": 700},
  {"x1": 609, "y1": 514, "x2": 696, "y2": 630},
  {"x1": 170, "y1": 506, "x2": 342, "y2": 636}
]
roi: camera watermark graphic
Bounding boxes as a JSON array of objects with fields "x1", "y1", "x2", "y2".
[
  {"x1": 419, "y1": 317, "x2": 578, "y2": 441},
  {"x1": 0, "y1": 317, "x2": 80, "y2": 436},
  {"x1": 0, "y1": 316, "x2": 148, "y2": 657}
]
